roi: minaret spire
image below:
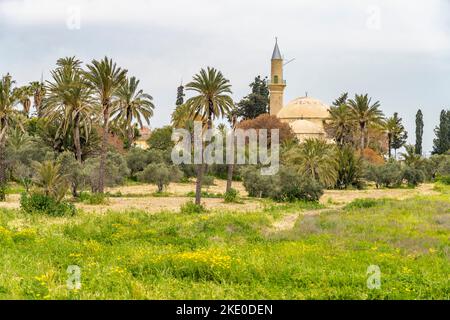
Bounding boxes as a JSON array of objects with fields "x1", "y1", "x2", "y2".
[
  {"x1": 271, "y1": 37, "x2": 282, "y2": 60},
  {"x1": 269, "y1": 38, "x2": 286, "y2": 116}
]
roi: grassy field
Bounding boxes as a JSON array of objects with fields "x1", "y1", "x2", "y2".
[{"x1": 0, "y1": 184, "x2": 448, "y2": 299}]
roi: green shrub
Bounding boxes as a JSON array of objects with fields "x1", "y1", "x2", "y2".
[
  {"x1": 365, "y1": 161, "x2": 403, "y2": 188},
  {"x1": 186, "y1": 191, "x2": 222, "y2": 198},
  {"x1": 241, "y1": 166, "x2": 275, "y2": 198},
  {"x1": 20, "y1": 192, "x2": 76, "y2": 217},
  {"x1": 79, "y1": 192, "x2": 109, "y2": 205},
  {"x1": 436, "y1": 175, "x2": 450, "y2": 185},
  {"x1": 336, "y1": 145, "x2": 364, "y2": 189},
  {"x1": 224, "y1": 188, "x2": 239, "y2": 203},
  {"x1": 0, "y1": 184, "x2": 6, "y2": 202},
  {"x1": 344, "y1": 198, "x2": 387, "y2": 210},
  {"x1": 403, "y1": 166, "x2": 425, "y2": 187},
  {"x1": 242, "y1": 166, "x2": 323, "y2": 202},
  {"x1": 138, "y1": 163, "x2": 182, "y2": 192},
  {"x1": 180, "y1": 200, "x2": 206, "y2": 214}
]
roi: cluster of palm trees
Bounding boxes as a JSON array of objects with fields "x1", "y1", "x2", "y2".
[
  {"x1": 327, "y1": 92, "x2": 407, "y2": 158},
  {"x1": 0, "y1": 56, "x2": 155, "y2": 194},
  {"x1": 1, "y1": 60, "x2": 236, "y2": 204}
]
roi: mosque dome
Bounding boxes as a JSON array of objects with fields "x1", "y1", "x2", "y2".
[
  {"x1": 290, "y1": 119, "x2": 324, "y2": 135},
  {"x1": 277, "y1": 96, "x2": 330, "y2": 120}
]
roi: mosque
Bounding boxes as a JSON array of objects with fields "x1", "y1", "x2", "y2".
[{"x1": 268, "y1": 40, "x2": 330, "y2": 142}]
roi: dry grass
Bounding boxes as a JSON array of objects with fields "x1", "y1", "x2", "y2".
[{"x1": 0, "y1": 181, "x2": 439, "y2": 214}]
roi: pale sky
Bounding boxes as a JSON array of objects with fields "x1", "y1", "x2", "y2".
[{"x1": 1, "y1": 0, "x2": 449, "y2": 154}]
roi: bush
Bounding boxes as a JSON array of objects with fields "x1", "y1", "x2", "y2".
[
  {"x1": 436, "y1": 175, "x2": 450, "y2": 185},
  {"x1": 224, "y1": 188, "x2": 239, "y2": 203},
  {"x1": 138, "y1": 163, "x2": 182, "y2": 192},
  {"x1": 180, "y1": 200, "x2": 206, "y2": 214},
  {"x1": 241, "y1": 166, "x2": 323, "y2": 202},
  {"x1": 344, "y1": 198, "x2": 388, "y2": 210},
  {"x1": 0, "y1": 184, "x2": 6, "y2": 202},
  {"x1": 20, "y1": 192, "x2": 76, "y2": 216},
  {"x1": 83, "y1": 152, "x2": 130, "y2": 192},
  {"x1": 241, "y1": 166, "x2": 275, "y2": 198},
  {"x1": 336, "y1": 145, "x2": 364, "y2": 189},
  {"x1": 79, "y1": 192, "x2": 109, "y2": 205},
  {"x1": 403, "y1": 166, "x2": 425, "y2": 187},
  {"x1": 365, "y1": 161, "x2": 403, "y2": 188}
]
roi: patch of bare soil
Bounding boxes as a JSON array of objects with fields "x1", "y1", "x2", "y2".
[
  {"x1": 78, "y1": 196, "x2": 261, "y2": 214},
  {"x1": 320, "y1": 184, "x2": 437, "y2": 205},
  {"x1": 106, "y1": 180, "x2": 249, "y2": 197}
]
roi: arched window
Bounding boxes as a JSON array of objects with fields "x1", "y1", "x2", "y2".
[{"x1": 274, "y1": 75, "x2": 279, "y2": 84}]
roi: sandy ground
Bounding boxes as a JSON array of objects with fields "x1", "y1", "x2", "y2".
[
  {"x1": 0, "y1": 182, "x2": 439, "y2": 214},
  {"x1": 106, "y1": 179, "x2": 249, "y2": 197},
  {"x1": 320, "y1": 183, "x2": 438, "y2": 205}
]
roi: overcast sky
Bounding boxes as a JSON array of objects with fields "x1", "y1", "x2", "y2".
[{"x1": 0, "y1": 0, "x2": 449, "y2": 154}]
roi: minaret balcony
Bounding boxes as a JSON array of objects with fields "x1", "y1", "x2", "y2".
[{"x1": 267, "y1": 79, "x2": 286, "y2": 85}]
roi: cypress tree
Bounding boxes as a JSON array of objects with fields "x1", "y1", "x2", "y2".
[
  {"x1": 176, "y1": 84, "x2": 185, "y2": 106},
  {"x1": 415, "y1": 109, "x2": 423, "y2": 155},
  {"x1": 432, "y1": 109, "x2": 450, "y2": 154}
]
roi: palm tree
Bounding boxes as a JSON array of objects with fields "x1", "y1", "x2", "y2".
[
  {"x1": 43, "y1": 57, "x2": 95, "y2": 163},
  {"x1": 327, "y1": 103, "x2": 354, "y2": 147},
  {"x1": 13, "y1": 86, "x2": 33, "y2": 117},
  {"x1": 384, "y1": 116, "x2": 398, "y2": 158},
  {"x1": 401, "y1": 144, "x2": 422, "y2": 167},
  {"x1": 0, "y1": 74, "x2": 20, "y2": 192},
  {"x1": 347, "y1": 94, "x2": 384, "y2": 153},
  {"x1": 112, "y1": 76, "x2": 154, "y2": 148},
  {"x1": 29, "y1": 81, "x2": 46, "y2": 117},
  {"x1": 185, "y1": 67, "x2": 234, "y2": 204},
  {"x1": 285, "y1": 138, "x2": 338, "y2": 187},
  {"x1": 225, "y1": 110, "x2": 237, "y2": 193},
  {"x1": 32, "y1": 160, "x2": 69, "y2": 202},
  {"x1": 84, "y1": 57, "x2": 127, "y2": 193}
]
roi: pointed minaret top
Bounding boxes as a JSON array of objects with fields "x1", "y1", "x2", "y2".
[{"x1": 271, "y1": 37, "x2": 282, "y2": 60}]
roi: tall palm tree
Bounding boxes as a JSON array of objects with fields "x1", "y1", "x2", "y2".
[
  {"x1": 84, "y1": 57, "x2": 127, "y2": 193},
  {"x1": 384, "y1": 116, "x2": 398, "y2": 158},
  {"x1": 327, "y1": 103, "x2": 354, "y2": 147},
  {"x1": 185, "y1": 67, "x2": 234, "y2": 204},
  {"x1": 29, "y1": 81, "x2": 46, "y2": 117},
  {"x1": 43, "y1": 57, "x2": 95, "y2": 163},
  {"x1": 112, "y1": 76, "x2": 154, "y2": 147},
  {"x1": 347, "y1": 94, "x2": 384, "y2": 153},
  {"x1": 0, "y1": 74, "x2": 20, "y2": 192},
  {"x1": 226, "y1": 110, "x2": 237, "y2": 193},
  {"x1": 285, "y1": 138, "x2": 338, "y2": 188}
]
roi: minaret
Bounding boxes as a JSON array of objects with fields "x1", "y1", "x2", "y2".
[{"x1": 269, "y1": 38, "x2": 286, "y2": 116}]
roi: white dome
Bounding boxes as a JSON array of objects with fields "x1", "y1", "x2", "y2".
[
  {"x1": 290, "y1": 119, "x2": 324, "y2": 135},
  {"x1": 277, "y1": 96, "x2": 330, "y2": 119}
]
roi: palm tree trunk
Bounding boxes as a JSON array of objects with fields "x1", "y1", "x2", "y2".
[
  {"x1": 388, "y1": 134, "x2": 392, "y2": 158},
  {"x1": 127, "y1": 108, "x2": 133, "y2": 148},
  {"x1": 73, "y1": 113, "x2": 82, "y2": 163},
  {"x1": 195, "y1": 117, "x2": 211, "y2": 205},
  {"x1": 226, "y1": 127, "x2": 235, "y2": 193},
  {"x1": 0, "y1": 139, "x2": 6, "y2": 199},
  {"x1": 359, "y1": 122, "x2": 365, "y2": 155},
  {"x1": 0, "y1": 121, "x2": 7, "y2": 197},
  {"x1": 98, "y1": 103, "x2": 110, "y2": 194}
]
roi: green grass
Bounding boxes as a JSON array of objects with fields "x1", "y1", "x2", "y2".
[{"x1": 0, "y1": 186, "x2": 448, "y2": 299}]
